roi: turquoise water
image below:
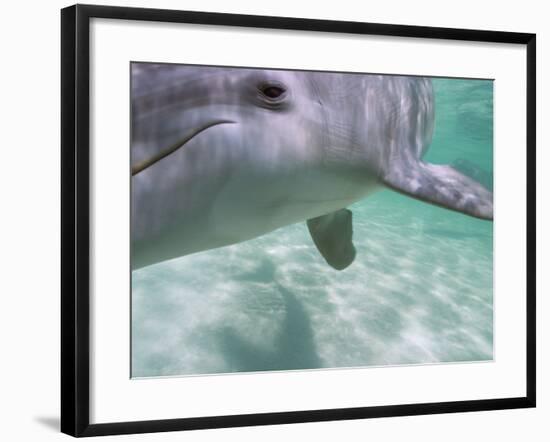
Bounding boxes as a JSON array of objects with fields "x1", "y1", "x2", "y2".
[{"x1": 131, "y1": 78, "x2": 493, "y2": 377}]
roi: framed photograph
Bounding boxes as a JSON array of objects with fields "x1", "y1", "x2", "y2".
[{"x1": 61, "y1": 4, "x2": 536, "y2": 437}]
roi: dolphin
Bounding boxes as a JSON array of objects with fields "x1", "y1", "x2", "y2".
[{"x1": 131, "y1": 63, "x2": 493, "y2": 271}]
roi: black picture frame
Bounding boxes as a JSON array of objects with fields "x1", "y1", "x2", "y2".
[{"x1": 61, "y1": 3, "x2": 536, "y2": 437}]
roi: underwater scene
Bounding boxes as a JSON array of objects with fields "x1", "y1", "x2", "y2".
[{"x1": 131, "y1": 65, "x2": 493, "y2": 378}]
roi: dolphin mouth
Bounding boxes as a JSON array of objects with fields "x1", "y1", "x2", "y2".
[{"x1": 131, "y1": 119, "x2": 235, "y2": 176}]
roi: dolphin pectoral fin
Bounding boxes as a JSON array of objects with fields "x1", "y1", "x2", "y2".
[
  {"x1": 451, "y1": 159, "x2": 493, "y2": 191},
  {"x1": 382, "y1": 161, "x2": 493, "y2": 220},
  {"x1": 307, "y1": 209, "x2": 356, "y2": 270}
]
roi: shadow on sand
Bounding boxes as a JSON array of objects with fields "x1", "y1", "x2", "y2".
[{"x1": 216, "y1": 258, "x2": 322, "y2": 373}]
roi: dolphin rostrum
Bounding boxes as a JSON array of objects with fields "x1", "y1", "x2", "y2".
[{"x1": 131, "y1": 63, "x2": 493, "y2": 270}]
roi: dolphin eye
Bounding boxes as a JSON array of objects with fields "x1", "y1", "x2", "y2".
[{"x1": 259, "y1": 83, "x2": 286, "y2": 100}]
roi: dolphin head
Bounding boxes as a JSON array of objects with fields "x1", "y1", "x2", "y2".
[{"x1": 131, "y1": 65, "x2": 377, "y2": 221}]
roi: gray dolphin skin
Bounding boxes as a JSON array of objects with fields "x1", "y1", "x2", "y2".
[{"x1": 131, "y1": 63, "x2": 493, "y2": 271}]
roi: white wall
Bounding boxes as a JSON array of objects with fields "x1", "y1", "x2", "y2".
[{"x1": 0, "y1": 0, "x2": 546, "y2": 440}]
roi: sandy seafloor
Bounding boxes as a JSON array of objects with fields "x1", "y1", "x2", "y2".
[{"x1": 131, "y1": 77, "x2": 494, "y2": 377}]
